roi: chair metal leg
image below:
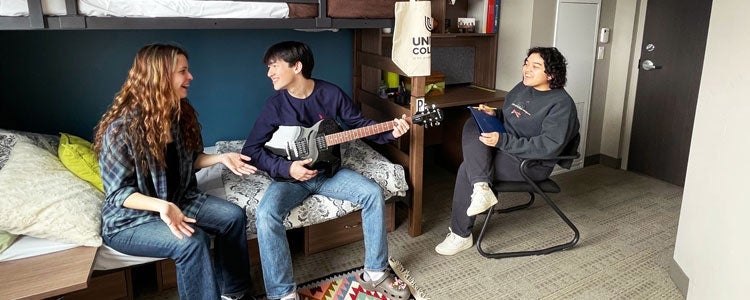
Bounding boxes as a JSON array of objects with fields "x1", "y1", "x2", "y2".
[{"x1": 476, "y1": 189, "x2": 579, "y2": 259}]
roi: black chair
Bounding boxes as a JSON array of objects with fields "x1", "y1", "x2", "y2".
[{"x1": 476, "y1": 135, "x2": 581, "y2": 259}]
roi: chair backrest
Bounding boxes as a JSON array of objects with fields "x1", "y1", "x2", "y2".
[{"x1": 556, "y1": 133, "x2": 580, "y2": 169}]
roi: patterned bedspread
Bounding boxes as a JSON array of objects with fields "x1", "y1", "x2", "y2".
[{"x1": 215, "y1": 139, "x2": 408, "y2": 236}]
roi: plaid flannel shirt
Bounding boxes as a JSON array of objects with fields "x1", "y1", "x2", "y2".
[{"x1": 99, "y1": 118, "x2": 204, "y2": 237}]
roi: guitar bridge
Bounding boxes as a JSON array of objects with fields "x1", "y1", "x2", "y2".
[{"x1": 292, "y1": 139, "x2": 309, "y2": 158}]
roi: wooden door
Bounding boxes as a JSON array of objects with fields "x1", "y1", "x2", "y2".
[{"x1": 628, "y1": 0, "x2": 712, "y2": 186}]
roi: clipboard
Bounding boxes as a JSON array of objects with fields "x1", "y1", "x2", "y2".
[{"x1": 468, "y1": 106, "x2": 506, "y2": 133}]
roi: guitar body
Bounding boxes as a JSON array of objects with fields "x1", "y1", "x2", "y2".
[
  {"x1": 264, "y1": 104, "x2": 443, "y2": 181},
  {"x1": 264, "y1": 119, "x2": 342, "y2": 178}
]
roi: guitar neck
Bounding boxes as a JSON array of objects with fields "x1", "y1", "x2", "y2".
[{"x1": 325, "y1": 117, "x2": 411, "y2": 146}]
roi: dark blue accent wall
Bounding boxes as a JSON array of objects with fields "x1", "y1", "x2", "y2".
[{"x1": 0, "y1": 29, "x2": 353, "y2": 145}]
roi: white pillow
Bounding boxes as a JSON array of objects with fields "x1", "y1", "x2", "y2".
[{"x1": 0, "y1": 134, "x2": 103, "y2": 247}]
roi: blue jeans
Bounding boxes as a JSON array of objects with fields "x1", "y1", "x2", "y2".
[
  {"x1": 451, "y1": 119, "x2": 553, "y2": 237},
  {"x1": 103, "y1": 194, "x2": 251, "y2": 300},
  {"x1": 256, "y1": 168, "x2": 388, "y2": 299}
]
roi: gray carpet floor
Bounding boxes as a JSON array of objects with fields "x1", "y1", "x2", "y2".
[{"x1": 140, "y1": 164, "x2": 685, "y2": 299}]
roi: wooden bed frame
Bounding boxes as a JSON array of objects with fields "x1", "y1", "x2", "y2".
[
  {"x1": 0, "y1": 1, "x2": 431, "y2": 298},
  {"x1": 0, "y1": 0, "x2": 430, "y2": 237}
]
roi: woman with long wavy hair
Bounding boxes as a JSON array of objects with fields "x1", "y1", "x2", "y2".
[{"x1": 93, "y1": 44, "x2": 257, "y2": 300}]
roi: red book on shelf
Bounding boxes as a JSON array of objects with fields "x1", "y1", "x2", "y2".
[{"x1": 486, "y1": 0, "x2": 496, "y2": 33}]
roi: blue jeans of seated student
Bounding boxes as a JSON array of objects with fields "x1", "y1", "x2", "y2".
[
  {"x1": 451, "y1": 119, "x2": 553, "y2": 238},
  {"x1": 256, "y1": 168, "x2": 388, "y2": 299},
  {"x1": 103, "y1": 195, "x2": 251, "y2": 300}
]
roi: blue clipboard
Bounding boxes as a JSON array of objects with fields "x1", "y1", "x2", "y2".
[{"x1": 468, "y1": 106, "x2": 506, "y2": 133}]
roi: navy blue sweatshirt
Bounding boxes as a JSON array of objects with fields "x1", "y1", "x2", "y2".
[
  {"x1": 242, "y1": 79, "x2": 394, "y2": 179},
  {"x1": 497, "y1": 82, "x2": 580, "y2": 160}
]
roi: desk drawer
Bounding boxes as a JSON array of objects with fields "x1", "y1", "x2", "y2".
[
  {"x1": 304, "y1": 202, "x2": 395, "y2": 255},
  {"x1": 64, "y1": 269, "x2": 132, "y2": 300}
]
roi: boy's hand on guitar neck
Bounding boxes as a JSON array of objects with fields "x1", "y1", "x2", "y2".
[
  {"x1": 290, "y1": 158, "x2": 318, "y2": 181},
  {"x1": 392, "y1": 114, "x2": 410, "y2": 138}
]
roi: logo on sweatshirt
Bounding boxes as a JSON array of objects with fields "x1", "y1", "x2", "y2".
[{"x1": 511, "y1": 103, "x2": 531, "y2": 118}]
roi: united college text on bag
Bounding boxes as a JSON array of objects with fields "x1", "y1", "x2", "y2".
[{"x1": 392, "y1": 0, "x2": 432, "y2": 76}]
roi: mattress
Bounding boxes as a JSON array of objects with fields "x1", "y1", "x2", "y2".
[
  {"x1": 0, "y1": 0, "x2": 292, "y2": 18},
  {"x1": 0, "y1": 0, "x2": 395, "y2": 19}
]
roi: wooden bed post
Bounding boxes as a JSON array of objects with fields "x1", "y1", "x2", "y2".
[
  {"x1": 407, "y1": 76, "x2": 426, "y2": 237},
  {"x1": 354, "y1": 28, "x2": 428, "y2": 237}
]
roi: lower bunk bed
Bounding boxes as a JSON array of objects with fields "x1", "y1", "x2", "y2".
[{"x1": 0, "y1": 129, "x2": 408, "y2": 299}]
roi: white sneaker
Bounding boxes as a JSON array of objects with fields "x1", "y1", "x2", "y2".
[
  {"x1": 435, "y1": 228, "x2": 473, "y2": 255},
  {"x1": 466, "y1": 182, "x2": 498, "y2": 216}
]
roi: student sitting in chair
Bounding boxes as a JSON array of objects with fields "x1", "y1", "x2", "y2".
[{"x1": 435, "y1": 47, "x2": 580, "y2": 256}]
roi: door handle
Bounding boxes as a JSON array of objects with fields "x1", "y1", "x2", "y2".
[{"x1": 641, "y1": 59, "x2": 662, "y2": 71}]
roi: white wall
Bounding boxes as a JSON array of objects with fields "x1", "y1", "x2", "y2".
[
  {"x1": 496, "y1": 0, "x2": 534, "y2": 90},
  {"x1": 600, "y1": 0, "x2": 639, "y2": 159},
  {"x1": 673, "y1": 0, "x2": 750, "y2": 297}
]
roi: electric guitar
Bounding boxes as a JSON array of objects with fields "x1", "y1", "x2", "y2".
[{"x1": 264, "y1": 104, "x2": 443, "y2": 178}]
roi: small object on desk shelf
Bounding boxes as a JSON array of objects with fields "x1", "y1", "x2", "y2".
[
  {"x1": 430, "y1": 17, "x2": 439, "y2": 32},
  {"x1": 404, "y1": 70, "x2": 446, "y2": 96},
  {"x1": 382, "y1": 27, "x2": 392, "y2": 34},
  {"x1": 385, "y1": 71, "x2": 400, "y2": 88},
  {"x1": 394, "y1": 83, "x2": 410, "y2": 106},
  {"x1": 457, "y1": 17, "x2": 476, "y2": 33},
  {"x1": 378, "y1": 81, "x2": 388, "y2": 99}
]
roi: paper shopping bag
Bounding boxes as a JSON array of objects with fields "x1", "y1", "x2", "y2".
[{"x1": 392, "y1": 0, "x2": 432, "y2": 76}]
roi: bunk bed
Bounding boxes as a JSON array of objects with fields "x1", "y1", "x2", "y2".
[
  {"x1": 0, "y1": 1, "x2": 433, "y2": 298},
  {"x1": 0, "y1": 0, "x2": 397, "y2": 30}
]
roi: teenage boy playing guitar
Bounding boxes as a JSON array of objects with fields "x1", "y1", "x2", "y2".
[{"x1": 241, "y1": 41, "x2": 411, "y2": 300}]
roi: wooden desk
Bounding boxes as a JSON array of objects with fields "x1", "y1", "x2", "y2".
[{"x1": 0, "y1": 246, "x2": 97, "y2": 300}]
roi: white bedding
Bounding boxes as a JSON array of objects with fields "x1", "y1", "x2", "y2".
[
  {"x1": 0, "y1": 145, "x2": 225, "y2": 270},
  {"x1": 0, "y1": 0, "x2": 290, "y2": 18}
]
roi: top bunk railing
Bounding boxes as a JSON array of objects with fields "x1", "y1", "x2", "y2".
[{"x1": 0, "y1": 0, "x2": 395, "y2": 30}]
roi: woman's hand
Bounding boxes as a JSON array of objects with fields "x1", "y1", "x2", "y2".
[
  {"x1": 478, "y1": 104, "x2": 497, "y2": 116},
  {"x1": 392, "y1": 114, "x2": 410, "y2": 138},
  {"x1": 290, "y1": 158, "x2": 318, "y2": 181},
  {"x1": 479, "y1": 132, "x2": 500, "y2": 147},
  {"x1": 159, "y1": 202, "x2": 196, "y2": 240},
  {"x1": 220, "y1": 153, "x2": 257, "y2": 176}
]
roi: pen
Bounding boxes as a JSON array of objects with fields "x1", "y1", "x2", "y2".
[{"x1": 472, "y1": 106, "x2": 498, "y2": 110}]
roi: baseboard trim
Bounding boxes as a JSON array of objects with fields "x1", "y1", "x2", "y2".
[
  {"x1": 583, "y1": 154, "x2": 599, "y2": 167},
  {"x1": 669, "y1": 258, "x2": 689, "y2": 298},
  {"x1": 583, "y1": 154, "x2": 622, "y2": 169}
]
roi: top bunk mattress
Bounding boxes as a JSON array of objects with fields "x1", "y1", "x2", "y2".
[
  {"x1": 0, "y1": 0, "x2": 315, "y2": 18},
  {"x1": 0, "y1": 0, "x2": 396, "y2": 19}
]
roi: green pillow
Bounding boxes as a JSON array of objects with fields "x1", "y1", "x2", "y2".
[
  {"x1": 0, "y1": 230, "x2": 18, "y2": 254},
  {"x1": 58, "y1": 133, "x2": 104, "y2": 192}
]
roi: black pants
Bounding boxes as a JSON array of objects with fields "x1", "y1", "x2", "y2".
[{"x1": 450, "y1": 119, "x2": 552, "y2": 237}]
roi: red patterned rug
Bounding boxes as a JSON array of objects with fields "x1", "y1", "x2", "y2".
[{"x1": 285, "y1": 257, "x2": 427, "y2": 300}]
